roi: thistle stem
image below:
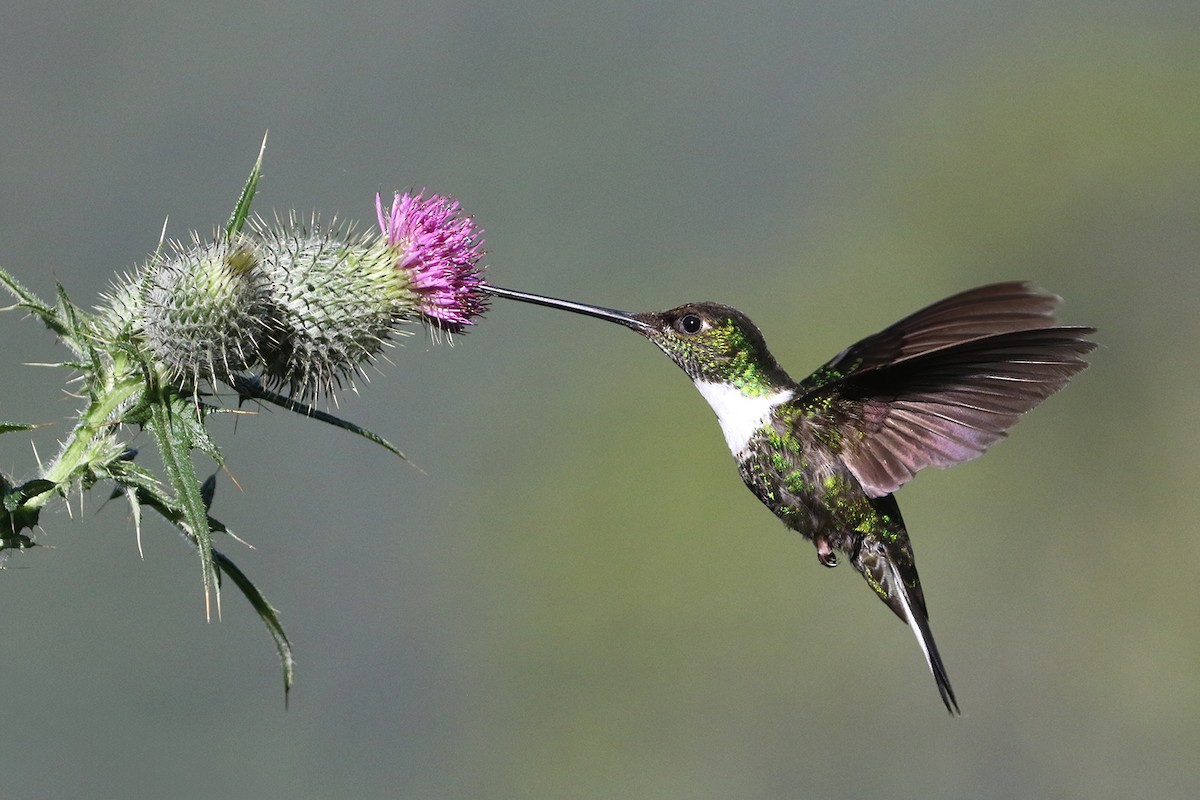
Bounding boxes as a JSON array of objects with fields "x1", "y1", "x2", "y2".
[{"x1": 26, "y1": 360, "x2": 143, "y2": 512}]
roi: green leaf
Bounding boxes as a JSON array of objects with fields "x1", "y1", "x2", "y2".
[
  {"x1": 132, "y1": 483, "x2": 294, "y2": 698},
  {"x1": 0, "y1": 268, "x2": 91, "y2": 358},
  {"x1": 107, "y1": 458, "x2": 161, "y2": 502},
  {"x1": 225, "y1": 132, "x2": 268, "y2": 241},
  {"x1": 52, "y1": 281, "x2": 98, "y2": 360},
  {"x1": 1, "y1": 476, "x2": 53, "y2": 542},
  {"x1": 212, "y1": 548, "x2": 296, "y2": 700},
  {"x1": 13, "y1": 478, "x2": 58, "y2": 507},
  {"x1": 0, "y1": 263, "x2": 50, "y2": 310},
  {"x1": 146, "y1": 393, "x2": 219, "y2": 619},
  {"x1": 0, "y1": 263, "x2": 67, "y2": 336},
  {"x1": 228, "y1": 374, "x2": 413, "y2": 465}
]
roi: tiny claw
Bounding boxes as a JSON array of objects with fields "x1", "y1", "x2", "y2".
[{"x1": 816, "y1": 538, "x2": 839, "y2": 568}]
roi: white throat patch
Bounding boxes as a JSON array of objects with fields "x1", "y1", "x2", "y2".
[{"x1": 693, "y1": 381, "x2": 793, "y2": 455}]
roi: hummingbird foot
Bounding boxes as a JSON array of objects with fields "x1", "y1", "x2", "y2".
[{"x1": 816, "y1": 536, "x2": 839, "y2": 568}]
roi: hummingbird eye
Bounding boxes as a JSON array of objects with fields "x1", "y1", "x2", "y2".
[{"x1": 679, "y1": 314, "x2": 703, "y2": 335}]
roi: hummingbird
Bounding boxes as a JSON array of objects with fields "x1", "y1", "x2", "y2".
[{"x1": 483, "y1": 281, "x2": 1095, "y2": 714}]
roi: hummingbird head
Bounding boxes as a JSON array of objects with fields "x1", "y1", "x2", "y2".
[
  {"x1": 631, "y1": 303, "x2": 791, "y2": 394},
  {"x1": 482, "y1": 286, "x2": 791, "y2": 396}
]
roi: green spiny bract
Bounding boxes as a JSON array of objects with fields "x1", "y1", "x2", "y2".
[
  {"x1": 137, "y1": 236, "x2": 274, "y2": 390},
  {"x1": 93, "y1": 271, "x2": 146, "y2": 341},
  {"x1": 94, "y1": 236, "x2": 274, "y2": 390},
  {"x1": 252, "y1": 215, "x2": 410, "y2": 401}
]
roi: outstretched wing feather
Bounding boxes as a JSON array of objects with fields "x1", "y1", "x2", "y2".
[
  {"x1": 808, "y1": 327, "x2": 1095, "y2": 496},
  {"x1": 802, "y1": 282, "x2": 1069, "y2": 394}
]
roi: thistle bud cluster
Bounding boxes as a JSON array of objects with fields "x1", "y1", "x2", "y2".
[
  {"x1": 96, "y1": 193, "x2": 487, "y2": 400},
  {"x1": 0, "y1": 164, "x2": 493, "y2": 692}
]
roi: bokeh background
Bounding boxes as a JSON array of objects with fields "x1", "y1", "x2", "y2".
[{"x1": 2, "y1": 2, "x2": 1196, "y2": 798}]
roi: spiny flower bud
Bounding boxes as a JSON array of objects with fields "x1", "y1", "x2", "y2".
[
  {"x1": 94, "y1": 270, "x2": 146, "y2": 341},
  {"x1": 138, "y1": 236, "x2": 274, "y2": 389},
  {"x1": 253, "y1": 215, "x2": 401, "y2": 400}
]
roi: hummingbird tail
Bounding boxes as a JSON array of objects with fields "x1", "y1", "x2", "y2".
[
  {"x1": 854, "y1": 496, "x2": 961, "y2": 714},
  {"x1": 886, "y1": 559, "x2": 961, "y2": 716}
]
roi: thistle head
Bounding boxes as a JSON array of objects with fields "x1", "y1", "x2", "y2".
[
  {"x1": 110, "y1": 235, "x2": 274, "y2": 389},
  {"x1": 92, "y1": 190, "x2": 491, "y2": 402},
  {"x1": 376, "y1": 192, "x2": 487, "y2": 333},
  {"x1": 252, "y1": 215, "x2": 399, "y2": 401}
]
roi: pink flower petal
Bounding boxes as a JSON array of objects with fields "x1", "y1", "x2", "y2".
[{"x1": 377, "y1": 192, "x2": 487, "y2": 332}]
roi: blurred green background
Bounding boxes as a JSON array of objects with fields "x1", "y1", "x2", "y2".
[{"x1": 1, "y1": 2, "x2": 1196, "y2": 798}]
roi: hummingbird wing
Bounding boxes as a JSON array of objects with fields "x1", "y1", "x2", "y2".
[
  {"x1": 801, "y1": 282, "x2": 1063, "y2": 391},
  {"x1": 797, "y1": 285, "x2": 1096, "y2": 496}
]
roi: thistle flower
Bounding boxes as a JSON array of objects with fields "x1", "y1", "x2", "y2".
[
  {"x1": 0, "y1": 143, "x2": 499, "y2": 697},
  {"x1": 254, "y1": 194, "x2": 488, "y2": 400},
  {"x1": 96, "y1": 191, "x2": 488, "y2": 402},
  {"x1": 376, "y1": 192, "x2": 488, "y2": 333}
]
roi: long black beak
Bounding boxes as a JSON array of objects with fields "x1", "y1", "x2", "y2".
[{"x1": 484, "y1": 285, "x2": 650, "y2": 332}]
